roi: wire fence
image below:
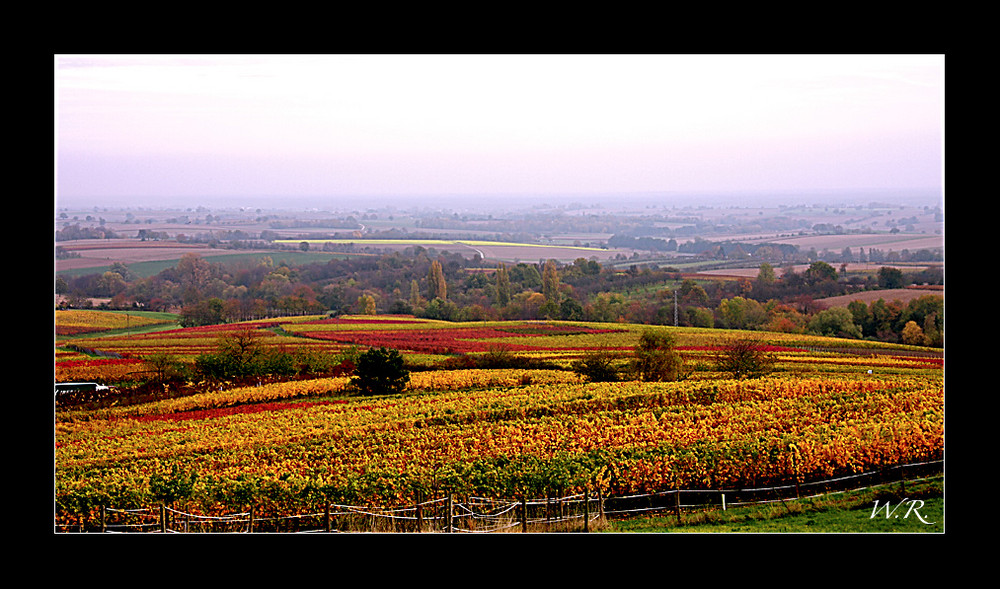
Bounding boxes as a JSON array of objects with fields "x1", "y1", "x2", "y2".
[{"x1": 56, "y1": 459, "x2": 942, "y2": 534}]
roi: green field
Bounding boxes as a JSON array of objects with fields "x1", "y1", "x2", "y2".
[{"x1": 56, "y1": 251, "x2": 368, "y2": 278}]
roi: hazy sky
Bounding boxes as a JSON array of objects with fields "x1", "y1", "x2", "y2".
[{"x1": 55, "y1": 54, "x2": 944, "y2": 209}]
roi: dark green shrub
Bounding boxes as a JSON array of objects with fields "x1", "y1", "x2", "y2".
[
  {"x1": 193, "y1": 351, "x2": 239, "y2": 379},
  {"x1": 351, "y1": 347, "x2": 410, "y2": 396},
  {"x1": 261, "y1": 348, "x2": 297, "y2": 377},
  {"x1": 194, "y1": 328, "x2": 349, "y2": 380},
  {"x1": 571, "y1": 351, "x2": 622, "y2": 382}
]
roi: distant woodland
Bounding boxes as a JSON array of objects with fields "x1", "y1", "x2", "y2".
[
  {"x1": 55, "y1": 200, "x2": 944, "y2": 347},
  {"x1": 54, "y1": 249, "x2": 941, "y2": 348}
]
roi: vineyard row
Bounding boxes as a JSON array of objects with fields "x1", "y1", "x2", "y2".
[{"x1": 58, "y1": 459, "x2": 941, "y2": 534}]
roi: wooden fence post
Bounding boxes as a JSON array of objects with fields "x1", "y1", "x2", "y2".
[
  {"x1": 546, "y1": 492, "x2": 551, "y2": 530},
  {"x1": 80, "y1": 464, "x2": 935, "y2": 534},
  {"x1": 446, "y1": 494, "x2": 453, "y2": 533},
  {"x1": 416, "y1": 490, "x2": 423, "y2": 533},
  {"x1": 598, "y1": 486, "x2": 604, "y2": 520}
]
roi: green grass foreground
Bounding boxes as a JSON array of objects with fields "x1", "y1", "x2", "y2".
[{"x1": 600, "y1": 476, "x2": 943, "y2": 533}]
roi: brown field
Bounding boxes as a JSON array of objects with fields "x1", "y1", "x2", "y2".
[
  {"x1": 56, "y1": 237, "x2": 629, "y2": 272},
  {"x1": 467, "y1": 243, "x2": 627, "y2": 263},
  {"x1": 56, "y1": 239, "x2": 275, "y2": 272},
  {"x1": 695, "y1": 262, "x2": 942, "y2": 280},
  {"x1": 749, "y1": 232, "x2": 943, "y2": 252},
  {"x1": 813, "y1": 287, "x2": 943, "y2": 309}
]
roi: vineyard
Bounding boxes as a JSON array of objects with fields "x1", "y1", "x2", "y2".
[{"x1": 54, "y1": 311, "x2": 944, "y2": 532}]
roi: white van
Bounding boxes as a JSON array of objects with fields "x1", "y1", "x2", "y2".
[{"x1": 55, "y1": 382, "x2": 111, "y2": 395}]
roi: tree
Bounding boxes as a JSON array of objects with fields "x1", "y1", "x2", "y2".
[
  {"x1": 571, "y1": 351, "x2": 622, "y2": 382},
  {"x1": 358, "y1": 293, "x2": 377, "y2": 315},
  {"x1": 901, "y1": 320, "x2": 928, "y2": 346},
  {"x1": 807, "y1": 307, "x2": 863, "y2": 339},
  {"x1": 559, "y1": 297, "x2": 584, "y2": 320},
  {"x1": 803, "y1": 261, "x2": 838, "y2": 285},
  {"x1": 422, "y1": 297, "x2": 459, "y2": 321},
  {"x1": 145, "y1": 352, "x2": 187, "y2": 383},
  {"x1": 756, "y1": 262, "x2": 776, "y2": 285},
  {"x1": 494, "y1": 263, "x2": 511, "y2": 307},
  {"x1": 179, "y1": 297, "x2": 225, "y2": 327},
  {"x1": 717, "y1": 296, "x2": 767, "y2": 330},
  {"x1": 900, "y1": 294, "x2": 943, "y2": 339},
  {"x1": 877, "y1": 266, "x2": 905, "y2": 289},
  {"x1": 109, "y1": 261, "x2": 136, "y2": 281},
  {"x1": 542, "y1": 259, "x2": 560, "y2": 303},
  {"x1": 193, "y1": 327, "x2": 295, "y2": 380},
  {"x1": 573, "y1": 257, "x2": 601, "y2": 275},
  {"x1": 677, "y1": 279, "x2": 709, "y2": 306},
  {"x1": 628, "y1": 330, "x2": 684, "y2": 382},
  {"x1": 428, "y1": 260, "x2": 447, "y2": 300},
  {"x1": 512, "y1": 263, "x2": 542, "y2": 289},
  {"x1": 869, "y1": 298, "x2": 902, "y2": 339},
  {"x1": 847, "y1": 300, "x2": 873, "y2": 337},
  {"x1": 218, "y1": 328, "x2": 264, "y2": 368},
  {"x1": 175, "y1": 252, "x2": 214, "y2": 290},
  {"x1": 715, "y1": 335, "x2": 776, "y2": 379},
  {"x1": 588, "y1": 292, "x2": 627, "y2": 322},
  {"x1": 351, "y1": 347, "x2": 410, "y2": 396},
  {"x1": 409, "y1": 279, "x2": 422, "y2": 308},
  {"x1": 686, "y1": 307, "x2": 715, "y2": 328},
  {"x1": 539, "y1": 298, "x2": 561, "y2": 320},
  {"x1": 96, "y1": 271, "x2": 127, "y2": 297},
  {"x1": 518, "y1": 292, "x2": 548, "y2": 320},
  {"x1": 922, "y1": 312, "x2": 943, "y2": 347}
]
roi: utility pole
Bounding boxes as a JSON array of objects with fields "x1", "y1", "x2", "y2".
[{"x1": 674, "y1": 290, "x2": 678, "y2": 327}]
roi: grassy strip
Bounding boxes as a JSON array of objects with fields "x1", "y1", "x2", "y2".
[{"x1": 601, "y1": 476, "x2": 943, "y2": 533}]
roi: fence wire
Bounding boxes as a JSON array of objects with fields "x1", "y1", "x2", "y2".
[{"x1": 57, "y1": 459, "x2": 942, "y2": 533}]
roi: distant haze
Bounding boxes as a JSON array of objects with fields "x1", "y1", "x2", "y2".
[
  {"x1": 55, "y1": 54, "x2": 944, "y2": 211},
  {"x1": 52, "y1": 189, "x2": 943, "y2": 215}
]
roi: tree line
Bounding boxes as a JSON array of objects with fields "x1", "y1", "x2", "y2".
[{"x1": 55, "y1": 247, "x2": 942, "y2": 348}]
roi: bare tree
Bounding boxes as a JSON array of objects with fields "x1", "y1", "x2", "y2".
[{"x1": 714, "y1": 335, "x2": 776, "y2": 379}]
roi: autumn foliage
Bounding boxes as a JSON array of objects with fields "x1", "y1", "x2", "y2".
[{"x1": 54, "y1": 311, "x2": 943, "y2": 529}]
